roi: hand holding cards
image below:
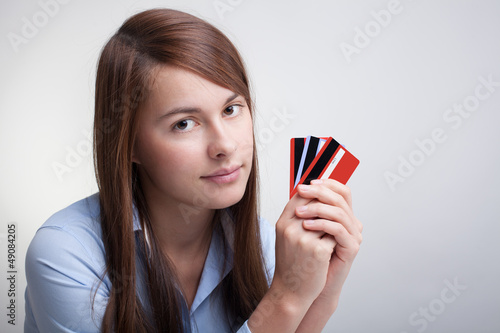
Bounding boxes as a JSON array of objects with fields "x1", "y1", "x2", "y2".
[{"x1": 290, "y1": 136, "x2": 360, "y2": 198}]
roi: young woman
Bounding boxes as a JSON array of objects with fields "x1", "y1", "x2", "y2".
[{"x1": 24, "y1": 8, "x2": 362, "y2": 333}]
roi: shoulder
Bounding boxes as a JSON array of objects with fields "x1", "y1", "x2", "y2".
[
  {"x1": 25, "y1": 193, "x2": 110, "y2": 332},
  {"x1": 25, "y1": 192, "x2": 107, "y2": 284},
  {"x1": 39, "y1": 192, "x2": 102, "y2": 234}
]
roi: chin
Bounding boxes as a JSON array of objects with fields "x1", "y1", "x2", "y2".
[
  {"x1": 207, "y1": 188, "x2": 247, "y2": 210},
  {"x1": 209, "y1": 195, "x2": 245, "y2": 210}
]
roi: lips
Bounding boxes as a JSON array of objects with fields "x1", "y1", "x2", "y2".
[{"x1": 202, "y1": 165, "x2": 241, "y2": 184}]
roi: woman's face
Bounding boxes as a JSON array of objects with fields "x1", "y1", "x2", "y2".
[{"x1": 133, "y1": 65, "x2": 254, "y2": 212}]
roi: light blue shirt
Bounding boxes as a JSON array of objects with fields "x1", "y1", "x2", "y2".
[{"x1": 24, "y1": 193, "x2": 276, "y2": 332}]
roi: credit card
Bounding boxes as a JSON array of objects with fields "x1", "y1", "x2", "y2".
[
  {"x1": 294, "y1": 136, "x2": 320, "y2": 188},
  {"x1": 290, "y1": 136, "x2": 359, "y2": 198},
  {"x1": 290, "y1": 137, "x2": 306, "y2": 194}
]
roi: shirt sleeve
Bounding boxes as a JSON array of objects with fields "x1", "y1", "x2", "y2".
[
  {"x1": 24, "y1": 225, "x2": 109, "y2": 333},
  {"x1": 232, "y1": 219, "x2": 275, "y2": 333},
  {"x1": 258, "y1": 217, "x2": 276, "y2": 286}
]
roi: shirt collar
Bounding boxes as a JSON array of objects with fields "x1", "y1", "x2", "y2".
[
  {"x1": 132, "y1": 204, "x2": 142, "y2": 231},
  {"x1": 190, "y1": 210, "x2": 234, "y2": 313},
  {"x1": 132, "y1": 205, "x2": 235, "y2": 313}
]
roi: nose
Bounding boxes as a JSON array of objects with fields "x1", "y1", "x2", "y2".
[{"x1": 206, "y1": 120, "x2": 237, "y2": 159}]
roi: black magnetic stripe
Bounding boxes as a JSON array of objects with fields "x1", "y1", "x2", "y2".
[
  {"x1": 301, "y1": 137, "x2": 320, "y2": 178},
  {"x1": 293, "y1": 138, "x2": 305, "y2": 181},
  {"x1": 303, "y1": 140, "x2": 340, "y2": 184}
]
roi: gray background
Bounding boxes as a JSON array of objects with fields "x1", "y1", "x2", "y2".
[{"x1": 1, "y1": 0, "x2": 499, "y2": 332}]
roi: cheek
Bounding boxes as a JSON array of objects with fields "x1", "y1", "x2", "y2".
[
  {"x1": 154, "y1": 143, "x2": 202, "y2": 176},
  {"x1": 236, "y1": 117, "x2": 254, "y2": 153},
  {"x1": 142, "y1": 144, "x2": 204, "y2": 197},
  {"x1": 137, "y1": 133, "x2": 202, "y2": 179}
]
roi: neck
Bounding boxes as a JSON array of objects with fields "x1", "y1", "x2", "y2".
[{"x1": 143, "y1": 193, "x2": 215, "y2": 260}]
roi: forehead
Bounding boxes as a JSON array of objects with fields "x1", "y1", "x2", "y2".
[{"x1": 148, "y1": 65, "x2": 232, "y2": 106}]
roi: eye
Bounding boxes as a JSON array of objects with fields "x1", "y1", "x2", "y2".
[
  {"x1": 223, "y1": 104, "x2": 242, "y2": 117},
  {"x1": 173, "y1": 119, "x2": 195, "y2": 131}
]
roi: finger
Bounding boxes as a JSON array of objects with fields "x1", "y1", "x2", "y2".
[
  {"x1": 312, "y1": 179, "x2": 353, "y2": 209},
  {"x1": 296, "y1": 183, "x2": 351, "y2": 214},
  {"x1": 355, "y1": 216, "x2": 363, "y2": 233},
  {"x1": 281, "y1": 215, "x2": 324, "y2": 244},
  {"x1": 280, "y1": 192, "x2": 313, "y2": 221},
  {"x1": 312, "y1": 234, "x2": 337, "y2": 262},
  {"x1": 313, "y1": 179, "x2": 363, "y2": 233},
  {"x1": 302, "y1": 219, "x2": 361, "y2": 258},
  {"x1": 284, "y1": 224, "x2": 328, "y2": 260},
  {"x1": 321, "y1": 234, "x2": 337, "y2": 252},
  {"x1": 296, "y1": 202, "x2": 357, "y2": 236},
  {"x1": 321, "y1": 234, "x2": 337, "y2": 248},
  {"x1": 296, "y1": 184, "x2": 355, "y2": 225}
]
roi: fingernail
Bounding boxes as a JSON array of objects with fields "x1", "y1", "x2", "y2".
[
  {"x1": 310, "y1": 179, "x2": 323, "y2": 184},
  {"x1": 304, "y1": 220, "x2": 315, "y2": 225},
  {"x1": 297, "y1": 206, "x2": 308, "y2": 213},
  {"x1": 298, "y1": 184, "x2": 309, "y2": 191}
]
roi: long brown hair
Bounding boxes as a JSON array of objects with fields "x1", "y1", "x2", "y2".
[{"x1": 92, "y1": 8, "x2": 269, "y2": 333}]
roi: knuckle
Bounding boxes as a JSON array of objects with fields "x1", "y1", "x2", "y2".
[
  {"x1": 298, "y1": 235, "x2": 309, "y2": 248},
  {"x1": 304, "y1": 202, "x2": 317, "y2": 216},
  {"x1": 331, "y1": 192, "x2": 343, "y2": 206},
  {"x1": 310, "y1": 203, "x2": 324, "y2": 217},
  {"x1": 315, "y1": 219, "x2": 325, "y2": 230},
  {"x1": 344, "y1": 186, "x2": 352, "y2": 197},
  {"x1": 337, "y1": 224, "x2": 348, "y2": 238},
  {"x1": 275, "y1": 220, "x2": 285, "y2": 233},
  {"x1": 282, "y1": 225, "x2": 295, "y2": 240},
  {"x1": 338, "y1": 208, "x2": 348, "y2": 222},
  {"x1": 335, "y1": 223, "x2": 344, "y2": 236},
  {"x1": 314, "y1": 243, "x2": 330, "y2": 261},
  {"x1": 325, "y1": 178, "x2": 339, "y2": 187}
]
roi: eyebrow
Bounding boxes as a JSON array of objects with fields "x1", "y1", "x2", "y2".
[{"x1": 158, "y1": 92, "x2": 240, "y2": 121}]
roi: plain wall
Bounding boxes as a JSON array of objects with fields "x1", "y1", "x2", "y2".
[{"x1": 1, "y1": 0, "x2": 499, "y2": 332}]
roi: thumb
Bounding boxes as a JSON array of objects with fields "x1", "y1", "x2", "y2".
[{"x1": 313, "y1": 234, "x2": 337, "y2": 262}]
